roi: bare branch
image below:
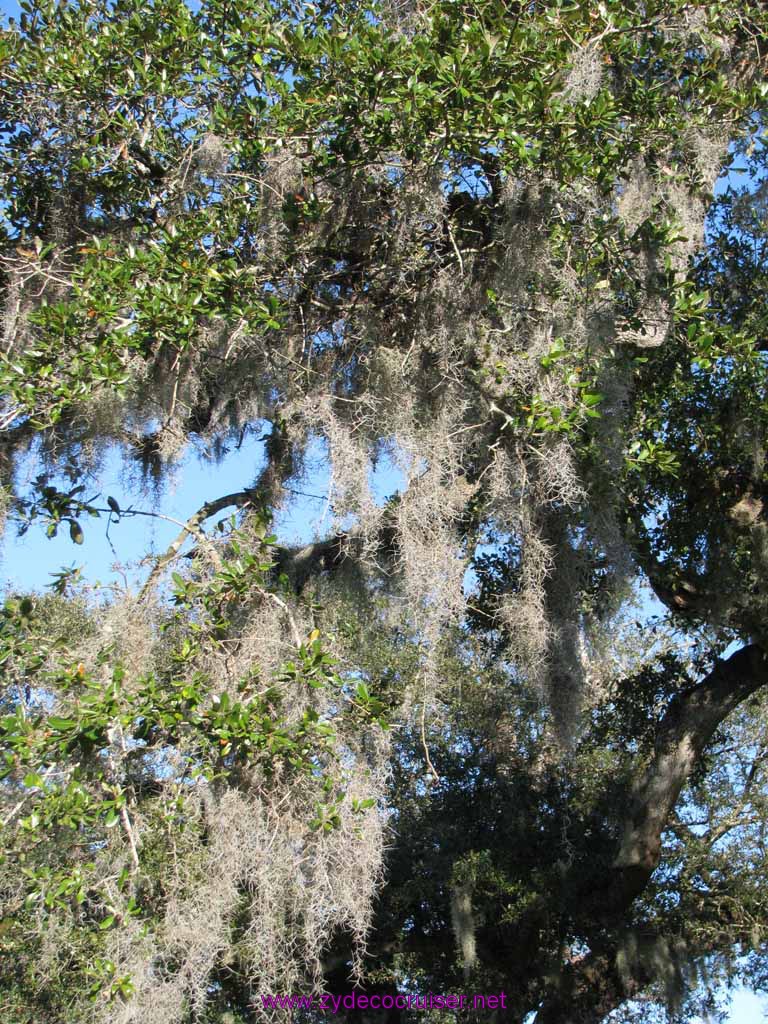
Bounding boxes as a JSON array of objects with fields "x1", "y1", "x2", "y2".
[{"x1": 138, "y1": 488, "x2": 260, "y2": 599}]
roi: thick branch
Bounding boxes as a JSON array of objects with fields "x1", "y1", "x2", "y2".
[
  {"x1": 527, "y1": 647, "x2": 768, "y2": 1024},
  {"x1": 611, "y1": 643, "x2": 768, "y2": 908},
  {"x1": 628, "y1": 522, "x2": 709, "y2": 619}
]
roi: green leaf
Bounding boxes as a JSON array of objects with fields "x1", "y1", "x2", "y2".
[{"x1": 47, "y1": 716, "x2": 75, "y2": 732}]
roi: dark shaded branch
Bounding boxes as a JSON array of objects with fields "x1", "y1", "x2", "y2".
[
  {"x1": 610, "y1": 644, "x2": 768, "y2": 910},
  {"x1": 533, "y1": 646, "x2": 768, "y2": 1023},
  {"x1": 533, "y1": 949, "x2": 650, "y2": 1024},
  {"x1": 273, "y1": 531, "x2": 361, "y2": 594},
  {"x1": 627, "y1": 520, "x2": 708, "y2": 619}
]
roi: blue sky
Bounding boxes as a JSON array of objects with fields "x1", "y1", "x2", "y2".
[
  {"x1": 1, "y1": 428, "x2": 407, "y2": 591},
  {"x1": 4, "y1": 434, "x2": 766, "y2": 1022}
]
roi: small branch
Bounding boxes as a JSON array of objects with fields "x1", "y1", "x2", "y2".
[
  {"x1": 1, "y1": 763, "x2": 60, "y2": 828},
  {"x1": 108, "y1": 724, "x2": 140, "y2": 873},
  {"x1": 120, "y1": 803, "x2": 141, "y2": 874},
  {"x1": 258, "y1": 587, "x2": 303, "y2": 649},
  {"x1": 138, "y1": 488, "x2": 259, "y2": 599},
  {"x1": 445, "y1": 220, "x2": 465, "y2": 276}
]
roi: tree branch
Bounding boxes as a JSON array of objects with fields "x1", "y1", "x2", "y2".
[
  {"x1": 530, "y1": 646, "x2": 768, "y2": 1023},
  {"x1": 533, "y1": 944, "x2": 656, "y2": 1024},
  {"x1": 138, "y1": 488, "x2": 260, "y2": 599},
  {"x1": 609, "y1": 644, "x2": 768, "y2": 909}
]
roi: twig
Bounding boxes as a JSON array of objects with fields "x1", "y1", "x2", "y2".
[
  {"x1": 1, "y1": 763, "x2": 60, "y2": 828},
  {"x1": 420, "y1": 677, "x2": 440, "y2": 784},
  {"x1": 0, "y1": 407, "x2": 24, "y2": 432},
  {"x1": 400, "y1": 337, "x2": 416, "y2": 372},
  {"x1": 446, "y1": 420, "x2": 487, "y2": 439},
  {"x1": 259, "y1": 587, "x2": 303, "y2": 649}
]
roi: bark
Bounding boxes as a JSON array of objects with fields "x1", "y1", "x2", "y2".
[
  {"x1": 609, "y1": 643, "x2": 768, "y2": 909},
  {"x1": 534, "y1": 644, "x2": 768, "y2": 1023}
]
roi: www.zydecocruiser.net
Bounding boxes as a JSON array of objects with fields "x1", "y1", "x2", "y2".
[{"x1": 259, "y1": 992, "x2": 509, "y2": 1012}]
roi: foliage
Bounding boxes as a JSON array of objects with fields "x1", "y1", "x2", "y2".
[
  {"x1": 0, "y1": 517, "x2": 388, "y2": 1022},
  {"x1": 358, "y1": 617, "x2": 768, "y2": 1023},
  {"x1": 1, "y1": 0, "x2": 768, "y2": 1021}
]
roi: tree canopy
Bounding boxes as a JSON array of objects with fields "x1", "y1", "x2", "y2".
[{"x1": 2, "y1": 1, "x2": 768, "y2": 1021}]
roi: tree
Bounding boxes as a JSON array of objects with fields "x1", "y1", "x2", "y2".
[{"x1": 1, "y1": 1, "x2": 768, "y2": 1021}]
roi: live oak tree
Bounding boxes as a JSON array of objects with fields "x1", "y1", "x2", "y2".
[
  {"x1": 1, "y1": 1, "x2": 768, "y2": 1022},
  {"x1": 351, "y1": 616, "x2": 768, "y2": 1024}
]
